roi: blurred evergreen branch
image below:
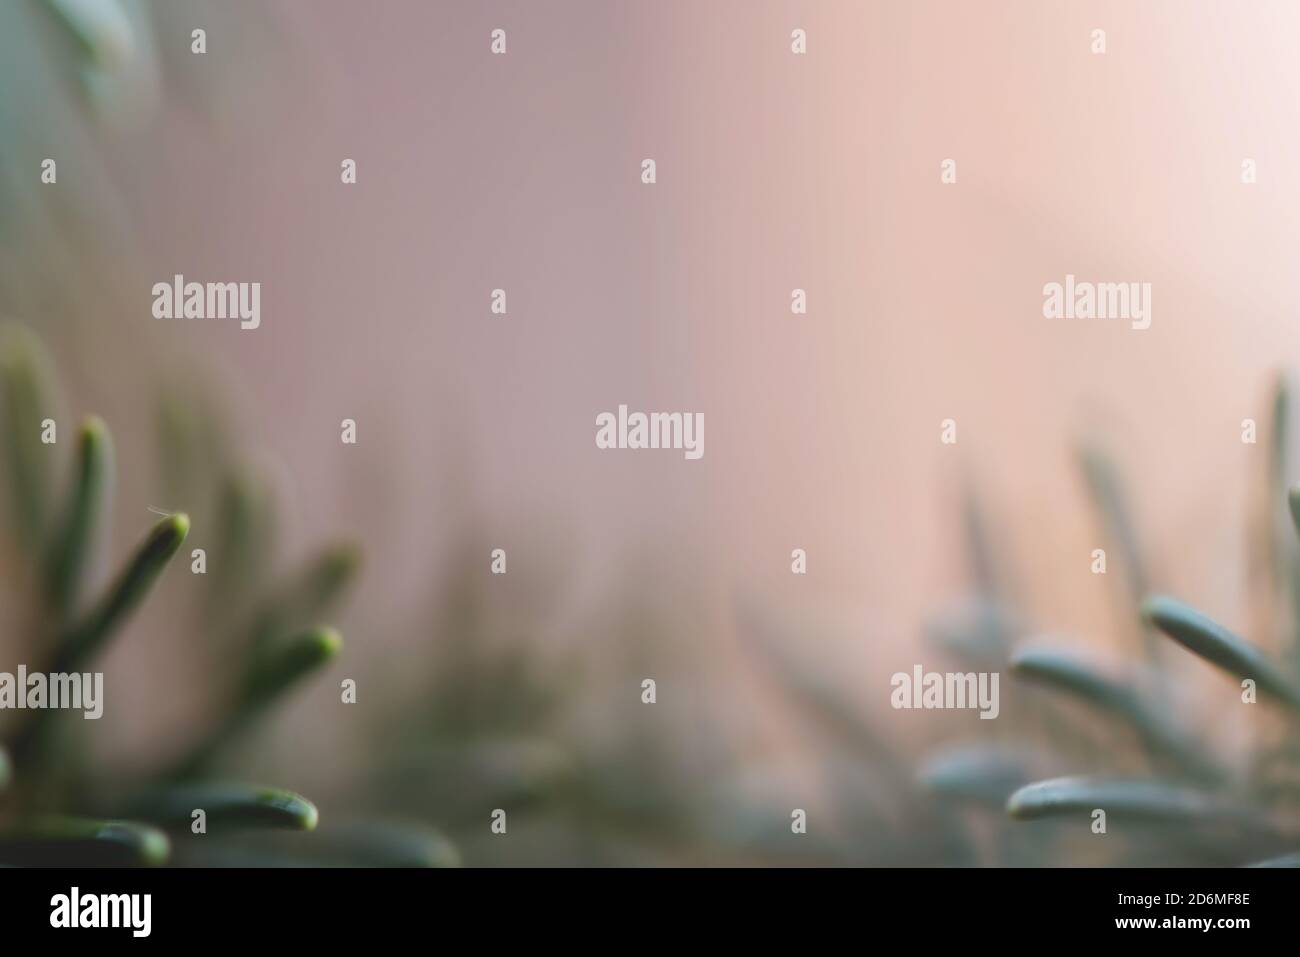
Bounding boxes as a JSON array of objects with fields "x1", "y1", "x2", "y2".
[
  {"x1": 0, "y1": 323, "x2": 437, "y2": 867},
  {"x1": 916, "y1": 376, "x2": 1300, "y2": 865}
]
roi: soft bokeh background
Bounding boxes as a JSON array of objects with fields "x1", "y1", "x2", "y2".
[{"x1": 5, "y1": 0, "x2": 1300, "y2": 863}]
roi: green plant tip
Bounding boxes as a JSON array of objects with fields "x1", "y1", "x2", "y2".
[
  {"x1": 172, "y1": 628, "x2": 345, "y2": 779},
  {"x1": 130, "y1": 783, "x2": 319, "y2": 831},
  {"x1": 287, "y1": 795, "x2": 320, "y2": 831},
  {"x1": 312, "y1": 626, "x2": 343, "y2": 658},
  {"x1": 80, "y1": 414, "x2": 106, "y2": 440},
  {"x1": 132, "y1": 511, "x2": 190, "y2": 571},
  {"x1": 1142, "y1": 594, "x2": 1300, "y2": 709},
  {"x1": 242, "y1": 787, "x2": 319, "y2": 831},
  {"x1": 1010, "y1": 646, "x2": 1139, "y2": 716},
  {"x1": 45, "y1": 414, "x2": 114, "y2": 615},
  {"x1": 1010, "y1": 646, "x2": 1144, "y2": 720},
  {"x1": 1007, "y1": 776, "x2": 1226, "y2": 823},
  {"x1": 98, "y1": 822, "x2": 171, "y2": 867},
  {"x1": 165, "y1": 512, "x2": 191, "y2": 540},
  {"x1": 0, "y1": 818, "x2": 170, "y2": 867},
  {"x1": 1011, "y1": 643, "x2": 1224, "y2": 782},
  {"x1": 238, "y1": 626, "x2": 343, "y2": 720},
  {"x1": 52, "y1": 510, "x2": 191, "y2": 673}
]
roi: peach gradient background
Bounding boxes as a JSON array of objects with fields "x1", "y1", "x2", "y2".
[{"x1": 8, "y1": 0, "x2": 1300, "y2": 779}]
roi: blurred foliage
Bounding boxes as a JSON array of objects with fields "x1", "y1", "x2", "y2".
[
  {"x1": 732, "y1": 375, "x2": 1300, "y2": 866},
  {"x1": 360, "y1": 549, "x2": 743, "y2": 866},
  {"x1": 909, "y1": 376, "x2": 1300, "y2": 865},
  {"x1": 0, "y1": 0, "x2": 290, "y2": 327},
  {"x1": 0, "y1": 323, "x2": 430, "y2": 866},
  {"x1": 13, "y1": 0, "x2": 1295, "y2": 871}
]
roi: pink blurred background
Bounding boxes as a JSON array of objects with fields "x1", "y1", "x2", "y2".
[{"x1": 7, "y1": 0, "x2": 1300, "y2": 782}]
